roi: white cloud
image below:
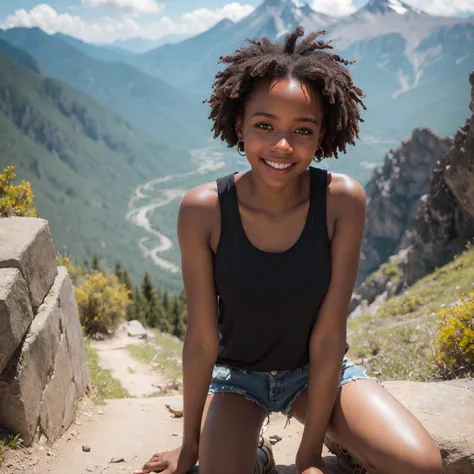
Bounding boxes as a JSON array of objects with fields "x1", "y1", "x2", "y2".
[
  {"x1": 310, "y1": 0, "x2": 357, "y2": 16},
  {"x1": 403, "y1": 0, "x2": 474, "y2": 16},
  {"x1": 0, "y1": 2, "x2": 255, "y2": 43},
  {"x1": 0, "y1": 4, "x2": 141, "y2": 41},
  {"x1": 81, "y1": 0, "x2": 164, "y2": 15}
]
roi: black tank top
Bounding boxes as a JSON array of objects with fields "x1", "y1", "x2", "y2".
[{"x1": 214, "y1": 166, "x2": 333, "y2": 372}]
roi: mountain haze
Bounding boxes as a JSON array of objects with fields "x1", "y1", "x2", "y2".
[
  {"x1": 0, "y1": 27, "x2": 210, "y2": 148},
  {"x1": 0, "y1": 50, "x2": 190, "y2": 288}
]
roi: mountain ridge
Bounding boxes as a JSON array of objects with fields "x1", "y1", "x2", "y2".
[
  {"x1": 0, "y1": 27, "x2": 210, "y2": 148},
  {"x1": 0, "y1": 51, "x2": 190, "y2": 289}
]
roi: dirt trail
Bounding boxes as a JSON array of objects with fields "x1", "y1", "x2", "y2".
[
  {"x1": 2, "y1": 326, "x2": 344, "y2": 474},
  {"x1": 3, "y1": 395, "x2": 343, "y2": 474},
  {"x1": 90, "y1": 326, "x2": 169, "y2": 398}
]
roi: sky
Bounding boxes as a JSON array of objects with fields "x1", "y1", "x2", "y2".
[{"x1": 0, "y1": 0, "x2": 473, "y2": 44}]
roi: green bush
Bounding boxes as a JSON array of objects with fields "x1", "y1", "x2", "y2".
[
  {"x1": 0, "y1": 165, "x2": 37, "y2": 217},
  {"x1": 434, "y1": 292, "x2": 474, "y2": 379},
  {"x1": 75, "y1": 272, "x2": 131, "y2": 336}
]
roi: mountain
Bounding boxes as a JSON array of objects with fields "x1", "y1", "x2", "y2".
[
  {"x1": 0, "y1": 38, "x2": 40, "y2": 74},
  {"x1": 0, "y1": 27, "x2": 210, "y2": 148},
  {"x1": 326, "y1": 0, "x2": 460, "y2": 49},
  {"x1": 356, "y1": 128, "x2": 453, "y2": 285},
  {"x1": 127, "y1": 0, "x2": 335, "y2": 91},
  {"x1": 0, "y1": 50, "x2": 190, "y2": 289},
  {"x1": 351, "y1": 70, "x2": 474, "y2": 316},
  {"x1": 112, "y1": 35, "x2": 191, "y2": 53},
  {"x1": 55, "y1": 33, "x2": 134, "y2": 63}
]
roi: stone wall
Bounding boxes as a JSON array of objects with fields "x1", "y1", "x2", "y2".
[{"x1": 0, "y1": 217, "x2": 88, "y2": 446}]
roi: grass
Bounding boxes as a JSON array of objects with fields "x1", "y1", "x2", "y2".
[
  {"x1": 347, "y1": 245, "x2": 474, "y2": 381},
  {"x1": 126, "y1": 329, "x2": 183, "y2": 386},
  {"x1": 83, "y1": 337, "x2": 130, "y2": 404},
  {"x1": 0, "y1": 433, "x2": 22, "y2": 465}
]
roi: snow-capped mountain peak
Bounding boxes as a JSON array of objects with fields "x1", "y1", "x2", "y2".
[
  {"x1": 361, "y1": 0, "x2": 423, "y2": 15},
  {"x1": 242, "y1": 0, "x2": 335, "y2": 40}
]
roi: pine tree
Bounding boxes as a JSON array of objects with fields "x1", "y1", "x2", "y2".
[
  {"x1": 115, "y1": 262, "x2": 123, "y2": 281},
  {"x1": 162, "y1": 289, "x2": 173, "y2": 330},
  {"x1": 172, "y1": 299, "x2": 187, "y2": 340},
  {"x1": 92, "y1": 255, "x2": 100, "y2": 272},
  {"x1": 122, "y1": 270, "x2": 133, "y2": 292},
  {"x1": 130, "y1": 287, "x2": 147, "y2": 323},
  {"x1": 140, "y1": 273, "x2": 165, "y2": 329}
]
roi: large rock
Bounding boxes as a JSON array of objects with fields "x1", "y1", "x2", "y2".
[
  {"x1": 0, "y1": 268, "x2": 34, "y2": 374},
  {"x1": 382, "y1": 380, "x2": 474, "y2": 473},
  {"x1": 0, "y1": 217, "x2": 57, "y2": 311},
  {"x1": 351, "y1": 70, "x2": 474, "y2": 313},
  {"x1": 57, "y1": 266, "x2": 89, "y2": 396},
  {"x1": 357, "y1": 128, "x2": 453, "y2": 285},
  {"x1": 0, "y1": 266, "x2": 88, "y2": 446}
]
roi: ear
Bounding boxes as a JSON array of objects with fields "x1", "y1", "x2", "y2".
[{"x1": 235, "y1": 116, "x2": 244, "y2": 141}]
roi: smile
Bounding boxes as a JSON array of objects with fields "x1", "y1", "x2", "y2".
[{"x1": 261, "y1": 159, "x2": 295, "y2": 170}]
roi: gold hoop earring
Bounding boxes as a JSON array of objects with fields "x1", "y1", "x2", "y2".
[{"x1": 237, "y1": 140, "x2": 246, "y2": 157}]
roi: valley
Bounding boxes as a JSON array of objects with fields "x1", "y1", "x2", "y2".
[{"x1": 1, "y1": 0, "x2": 473, "y2": 292}]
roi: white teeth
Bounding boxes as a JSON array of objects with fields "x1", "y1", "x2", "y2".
[{"x1": 263, "y1": 159, "x2": 292, "y2": 170}]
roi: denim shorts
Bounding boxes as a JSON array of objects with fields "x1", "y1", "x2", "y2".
[{"x1": 208, "y1": 357, "x2": 376, "y2": 417}]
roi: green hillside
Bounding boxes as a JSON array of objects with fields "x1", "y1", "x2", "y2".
[
  {"x1": 347, "y1": 245, "x2": 474, "y2": 381},
  {"x1": 0, "y1": 27, "x2": 210, "y2": 149},
  {"x1": 0, "y1": 51, "x2": 190, "y2": 290}
]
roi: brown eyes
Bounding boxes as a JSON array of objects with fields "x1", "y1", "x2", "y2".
[{"x1": 254, "y1": 122, "x2": 313, "y2": 136}]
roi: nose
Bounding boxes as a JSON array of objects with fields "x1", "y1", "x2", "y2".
[{"x1": 271, "y1": 136, "x2": 293, "y2": 155}]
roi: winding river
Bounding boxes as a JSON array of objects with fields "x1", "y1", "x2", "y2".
[{"x1": 125, "y1": 146, "x2": 229, "y2": 273}]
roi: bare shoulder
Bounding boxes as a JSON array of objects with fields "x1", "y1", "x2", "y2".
[
  {"x1": 328, "y1": 172, "x2": 366, "y2": 204},
  {"x1": 178, "y1": 181, "x2": 219, "y2": 237},
  {"x1": 327, "y1": 172, "x2": 366, "y2": 220}
]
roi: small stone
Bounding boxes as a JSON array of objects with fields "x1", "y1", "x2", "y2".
[
  {"x1": 110, "y1": 457, "x2": 125, "y2": 463},
  {"x1": 165, "y1": 403, "x2": 183, "y2": 418},
  {"x1": 98, "y1": 410, "x2": 104, "y2": 415},
  {"x1": 269, "y1": 434, "x2": 282, "y2": 445},
  {"x1": 82, "y1": 445, "x2": 91, "y2": 452}
]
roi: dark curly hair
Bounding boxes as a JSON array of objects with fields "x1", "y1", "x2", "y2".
[{"x1": 204, "y1": 26, "x2": 366, "y2": 160}]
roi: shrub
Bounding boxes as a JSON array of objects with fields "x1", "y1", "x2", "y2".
[
  {"x1": 56, "y1": 252, "x2": 86, "y2": 286},
  {"x1": 434, "y1": 292, "x2": 474, "y2": 379},
  {"x1": 75, "y1": 272, "x2": 131, "y2": 336},
  {"x1": 0, "y1": 166, "x2": 37, "y2": 217}
]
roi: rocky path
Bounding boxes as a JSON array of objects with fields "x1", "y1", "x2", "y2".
[
  {"x1": 3, "y1": 395, "x2": 342, "y2": 474},
  {"x1": 1, "y1": 323, "x2": 343, "y2": 474},
  {"x1": 90, "y1": 326, "x2": 169, "y2": 398}
]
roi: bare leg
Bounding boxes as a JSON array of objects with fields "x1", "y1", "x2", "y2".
[
  {"x1": 135, "y1": 392, "x2": 267, "y2": 473},
  {"x1": 290, "y1": 380, "x2": 443, "y2": 474},
  {"x1": 199, "y1": 392, "x2": 268, "y2": 474}
]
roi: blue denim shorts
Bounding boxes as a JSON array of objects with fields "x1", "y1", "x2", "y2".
[{"x1": 208, "y1": 357, "x2": 376, "y2": 417}]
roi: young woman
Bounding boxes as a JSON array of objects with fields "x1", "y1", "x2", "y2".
[{"x1": 134, "y1": 27, "x2": 443, "y2": 474}]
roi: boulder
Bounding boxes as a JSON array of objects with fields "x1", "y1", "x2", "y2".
[
  {"x1": 381, "y1": 380, "x2": 474, "y2": 473},
  {"x1": 0, "y1": 268, "x2": 34, "y2": 374},
  {"x1": 0, "y1": 267, "x2": 88, "y2": 446},
  {"x1": 0, "y1": 217, "x2": 57, "y2": 311},
  {"x1": 127, "y1": 320, "x2": 147, "y2": 339}
]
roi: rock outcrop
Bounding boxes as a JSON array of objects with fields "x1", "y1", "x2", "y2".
[
  {"x1": 351, "y1": 71, "x2": 474, "y2": 315},
  {"x1": 357, "y1": 128, "x2": 453, "y2": 285},
  {"x1": 402, "y1": 70, "x2": 474, "y2": 285},
  {"x1": 0, "y1": 217, "x2": 88, "y2": 446}
]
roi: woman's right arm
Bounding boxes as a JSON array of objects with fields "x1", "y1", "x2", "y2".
[{"x1": 177, "y1": 186, "x2": 220, "y2": 452}]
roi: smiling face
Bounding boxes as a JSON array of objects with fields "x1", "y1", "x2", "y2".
[{"x1": 235, "y1": 77, "x2": 325, "y2": 187}]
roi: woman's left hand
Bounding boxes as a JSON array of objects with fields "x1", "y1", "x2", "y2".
[{"x1": 295, "y1": 449, "x2": 332, "y2": 474}]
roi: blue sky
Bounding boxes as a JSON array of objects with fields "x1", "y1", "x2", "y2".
[{"x1": 0, "y1": 0, "x2": 472, "y2": 43}]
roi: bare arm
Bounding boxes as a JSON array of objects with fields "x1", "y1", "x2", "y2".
[
  {"x1": 296, "y1": 175, "x2": 367, "y2": 473},
  {"x1": 177, "y1": 186, "x2": 220, "y2": 449}
]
